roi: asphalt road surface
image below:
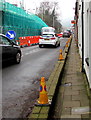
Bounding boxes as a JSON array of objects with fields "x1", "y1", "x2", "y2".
[{"x1": 2, "y1": 38, "x2": 68, "y2": 118}]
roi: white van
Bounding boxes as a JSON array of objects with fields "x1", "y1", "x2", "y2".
[
  {"x1": 41, "y1": 27, "x2": 55, "y2": 34},
  {"x1": 39, "y1": 27, "x2": 60, "y2": 48}
]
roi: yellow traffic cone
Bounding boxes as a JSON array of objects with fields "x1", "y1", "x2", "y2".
[
  {"x1": 60, "y1": 49, "x2": 63, "y2": 54},
  {"x1": 58, "y1": 49, "x2": 64, "y2": 60},
  {"x1": 37, "y1": 77, "x2": 49, "y2": 105},
  {"x1": 65, "y1": 42, "x2": 68, "y2": 47},
  {"x1": 68, "y1": 38, "x2": 70, "y2": 43}
]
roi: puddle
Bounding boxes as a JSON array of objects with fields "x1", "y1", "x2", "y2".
[{"x1": 72, "y1": 106, "x2": 90, "y2": 114}]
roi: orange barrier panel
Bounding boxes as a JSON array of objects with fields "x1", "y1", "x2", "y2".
[
  {"x1": 19, "y1": 36, "x2": 40, "y2": 47},
  {"x1": 19, "y1": 37, "x2": 28, "y2": 46}
]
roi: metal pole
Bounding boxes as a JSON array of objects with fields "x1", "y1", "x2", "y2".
[
  {"x1": 53, "y1": 16, "x2": 54, "y2": 27},
  {"x1": 21, "y1": 0, "x2": 24, "y2": 9},
  {"x1": 42, "y1": 7, "x2": 44, "y2": 20}
]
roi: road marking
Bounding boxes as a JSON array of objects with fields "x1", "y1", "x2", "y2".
[{"x1": 22, "y1": 48, "x2": 41, "y2": 56}]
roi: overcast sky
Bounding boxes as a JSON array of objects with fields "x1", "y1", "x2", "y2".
[{"x1": 6, "y1": 0, "x2": 76, "y2": 28}]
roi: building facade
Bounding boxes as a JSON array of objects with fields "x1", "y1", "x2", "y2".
[{"x1": 75, "y1": 0, "x2": 91, "y2": 88}]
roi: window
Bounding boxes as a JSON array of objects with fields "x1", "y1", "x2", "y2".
[
  {"x1": 0, "y1": 36, "x2": 11, "y2": 45},
  {"x1": 42, "y1": 34, "x2": 54, "y2": 37}
]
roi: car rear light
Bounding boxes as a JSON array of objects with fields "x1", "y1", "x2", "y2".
[
  {"x1": 40, "y1": 37, "x2": 43, "y2": 39},
  {"x1": 51, "y1": 37, "x2": 55, "y2": 40}
]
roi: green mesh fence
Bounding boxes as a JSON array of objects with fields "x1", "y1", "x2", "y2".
[{"x1": 0, "y1": 1, "x2": 48, "y2": 40}]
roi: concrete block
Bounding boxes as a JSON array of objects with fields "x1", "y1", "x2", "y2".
[
  {"x1": 40, "y1": 106, "x2": 50, "y2": 114},
  {"x1": 28, "y1": 113, "x2": 39, "y2": 118},
  {"x1": 32, "y1": 106, "x2": 41, "y2": 114},
  {"x1": 48, "y1": 86, "x2": 56, "y2": 96},
  {"x1": 38, "y1": 113, "x2": 48, "y2": 119}
]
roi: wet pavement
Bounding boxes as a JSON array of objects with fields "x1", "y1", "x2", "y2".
[{"x1": 51, "y1": 36, "x2": 91, "y2": 119}]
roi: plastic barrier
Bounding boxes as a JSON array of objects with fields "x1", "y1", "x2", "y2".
[{"x1": 18, "y1": 36, "x2": 40, "y2": 47}]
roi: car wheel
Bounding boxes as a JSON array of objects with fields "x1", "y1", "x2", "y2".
[
  {"x1": 39, "y1": 45, "x2": 44, "y2": 48},
  {"x1": 20, "y1": 45, "x2": 24, "y2": 48},
  {"x1": 39, "y1": 45, "x2": 42, "y2": 48},
  {"x1": 15, "y1": 52, "x2": 21, "y2": 64}
]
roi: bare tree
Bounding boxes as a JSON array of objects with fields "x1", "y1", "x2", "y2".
[{"x1": 37, "y1": 1, "x2": 62, "y2": 33}]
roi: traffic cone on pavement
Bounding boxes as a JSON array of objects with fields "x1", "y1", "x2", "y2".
[
  {"x1": 36, "y1": 77, "x2": 49, "y2": 105},
  {"x1": 58, "y1": 49, "x2": 64, "y2": 60},
  {"x1": 68, "y1": 38, "x2": 70, "y2": 43},
  {"x1": 65, "y1": 41, "x2": 68, "y2": 47},
  {"x1": 60, "y1": 49, "x2": 63, "y2": 54}
]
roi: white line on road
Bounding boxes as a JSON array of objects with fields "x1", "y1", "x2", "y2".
[{"x1": 22, "y1": 48, "x2": 41, "y2": 56}]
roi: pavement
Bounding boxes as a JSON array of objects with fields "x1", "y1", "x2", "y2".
[{"x1": 52, "y1": 35, "x2": 91, "y2": 119}]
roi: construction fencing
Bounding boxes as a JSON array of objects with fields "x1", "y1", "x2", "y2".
[
  {"x1": 17, "y1": 36, "x2": 40, "y2": 47},
  {"x1": 0, "y1": 1, "x2": 48, "y2": 41}
]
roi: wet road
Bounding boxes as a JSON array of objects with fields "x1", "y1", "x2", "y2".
[{"x1": 2, "y1": 38, "x2": 67, "y2": 118}]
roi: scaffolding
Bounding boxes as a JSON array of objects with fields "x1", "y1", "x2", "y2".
[{"x1": 0, "y1": 1, "x2": 48, "y2": 40}]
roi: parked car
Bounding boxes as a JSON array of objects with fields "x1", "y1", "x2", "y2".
[
  {"x1": 67, "y1": 29, "x2": 72, "y2": 35},
  {"x1": 39, "y1": 27, "x2": 60, "y2": 48},
  {"x1": 0, "y1": 34, "x2": 22, "y2": 64},
  {"x1": 63, "y1": 31, "x2": 70, "y2": 38},
  {"x1": 57, "y1": 32, "x2": 63, "y2": 38},
  {"x1": 39, "y1": 34, "x2": 60, "y2": 48}
]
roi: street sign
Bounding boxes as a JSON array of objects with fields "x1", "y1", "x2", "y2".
[
  {"x1": 71, "y1": 20, "x2": 76, "y2": 24},
  {"x1": 6, "y1": 30, "x2": 16, "y2": 40}
]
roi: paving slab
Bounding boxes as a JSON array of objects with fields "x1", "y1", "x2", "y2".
[
  {"x1": 51, "y1": 36, "x2": 91, "y2": 119},
  {"x1": 60, "y1": 114, "x2": 81, "y2": 118},
  {"x1": 64, "y1": 89, "x2": 79, "y2": 96},
  {"x1": 72, "y1": 85, "x2": 85, "y2": 90},
  {"x1": 72, "y1": 106, "x2": 90, "y2": 115},
  {"x1": 61, "y1": 107, "x2": 71, "y2": 115},
  {"x1": 63, "y1": 101, "x2": 80, "y2": 108}
]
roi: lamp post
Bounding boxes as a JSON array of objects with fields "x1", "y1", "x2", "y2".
[
  {"x1": 41, "y1": 7, "x2": 44, "y2": 20},
  {"x1": 52, "y1": 7, "x2": 55, "y2": 28},
  {"x1": 21, "y1": 0, "x2": 24, "y2": 9},
  {"x1": 20, "y1": 0, "x2": 24, "y2": 9},
  {"x1": 53, "y1": 16, "x2": 54, "y2": 27}
]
